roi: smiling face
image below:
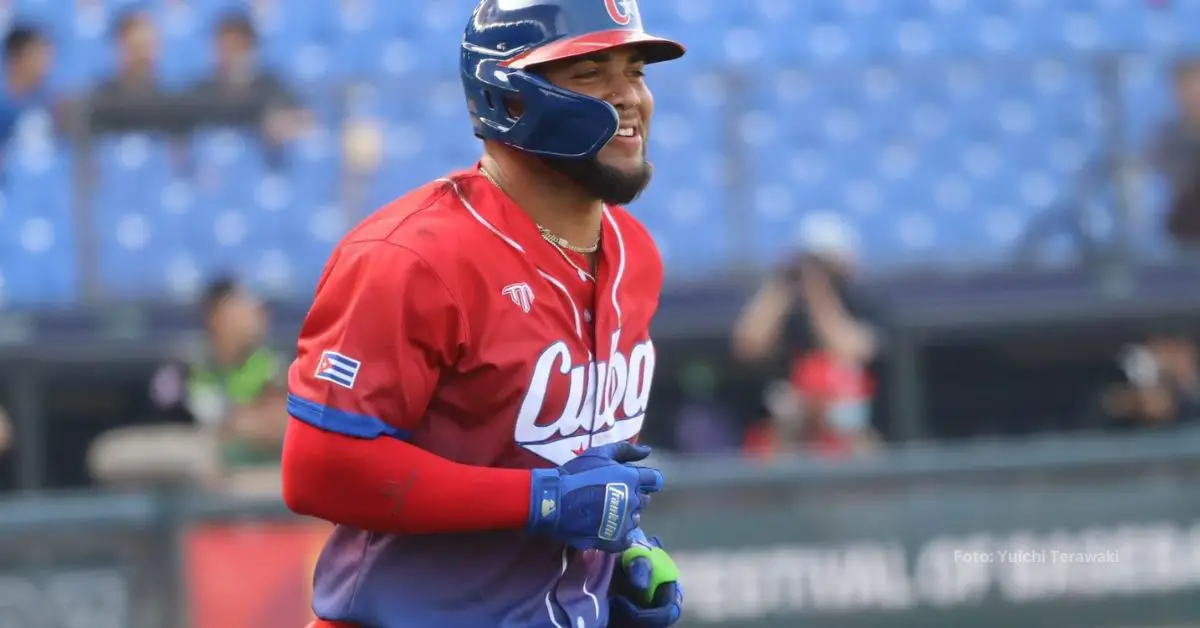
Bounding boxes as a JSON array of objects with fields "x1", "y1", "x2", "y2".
[
  {"x1": 539, "y1": 46, "x2": 653, "y2": 170},
  {"x1": 533, "y1": 45, "x2": 656, "y2": 205}
]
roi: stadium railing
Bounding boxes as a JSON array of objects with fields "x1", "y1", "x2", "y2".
[{"x1": 1, "y1": 428, "x2": 1199, "y2": 628}]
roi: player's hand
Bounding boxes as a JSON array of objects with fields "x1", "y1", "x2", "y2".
[
  {"x1": 527, "y1": 442, "x2": 663, "y2": 554},
  {"x1": 609, "y1": 530, "x2": 683, "y2": 628}
]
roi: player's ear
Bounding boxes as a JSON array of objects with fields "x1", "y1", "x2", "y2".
[{"x1": 504, "y1": 96, "x2": 525, "y2": 118}]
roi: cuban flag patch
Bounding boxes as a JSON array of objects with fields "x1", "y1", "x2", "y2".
[{"x1": 314, "y1": 350, "x2": 360, "y2": 389}]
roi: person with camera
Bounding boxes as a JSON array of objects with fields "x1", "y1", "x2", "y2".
[
  {"x1": 0, "y1": 406, "x2": 10, "y2": 457},
  {"x1": 732, "y1": 216, "x2": 883, "y2": 458},
  {"x1": 1152, "y1": 56, "x2": 1200, "y2": 246}
]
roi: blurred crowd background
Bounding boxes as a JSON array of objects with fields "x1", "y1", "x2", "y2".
[{"x1": 3, "y1": 0, "x2": 1200, "y2": 627}]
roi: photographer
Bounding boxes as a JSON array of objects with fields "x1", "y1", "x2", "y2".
[
  {"x1": 733, "y1": 217, "x2": 883, "y2": 457},
  {"x1": 0, "y1": 406, "x2": 10, "y2": 457}
]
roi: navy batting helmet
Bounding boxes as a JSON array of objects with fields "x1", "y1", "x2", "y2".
[{"x1": 461, "y1": 0, "x2": 685, "y2": 160}]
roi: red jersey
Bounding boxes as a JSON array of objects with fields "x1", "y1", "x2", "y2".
[
  {"x1": 290, "y1": 165, "x2": 661, "y2": 466},
  {"x1": 286, "y1": 165, "x2": 663, "y2": 627}
]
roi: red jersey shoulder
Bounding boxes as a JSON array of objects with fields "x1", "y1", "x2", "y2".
[
  {"x1": 336, "y1": 176, "x2": 491, "y2": 256},
  {"x1": 326, "y1": 172, "x2": 530, "y2": 326},
  {"x1": 325, "y1": 173, "x2": 513, "y2": 284}
]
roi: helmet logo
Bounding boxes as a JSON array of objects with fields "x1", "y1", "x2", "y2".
[{"x1": 604, "y1": 0, "x2": 634, "y2": 26}]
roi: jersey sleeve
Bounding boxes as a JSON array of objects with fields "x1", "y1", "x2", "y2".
[{"x1": 287, "y1": 241, "x2": 467, "y2": 440}]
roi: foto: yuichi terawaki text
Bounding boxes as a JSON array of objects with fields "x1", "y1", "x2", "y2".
[{"x1": 953, "y1": 549, "x2": 1120, "y2": 564}]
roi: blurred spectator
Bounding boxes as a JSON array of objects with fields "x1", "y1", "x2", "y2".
[
  {"x1": 93, "y1": 9, "x2": 161, "y2": 105},
  {"x1": 106, "y1": 9, "x2": 159, "y2": 94},
  {"x1": 85, "y1": 8, "x2": 182, "y2": 134},
  {"x1": 0, "y1": 24, "x2": 54, "y2": 153},
  {"x1": 182, "y1": 276, "x2": 288, "y2": 473},
  {"x1": 733, "y1": 216, "x2": 883, "y2": 457},
  {"x1": 186, "y1": 12, "x2": 310, "y2": 147},
  {"x1": 342, "y1": 83, "x2": 385, "y2": 175},
  {"x1": 1152, "y1": 56, "x2": 1200, "y2": 245},
  {"x1": 0, "y1": 405, "x2": 11, "y2": 456},
  {"x1": 743, "y1": 377, "x2": 880, "y2": 459},
  {"x1": 1084, "y1": 331, "x2": 1200, "y2": 430},
  {"x1": 89, "y1": 276, "x2": 287, "y2": 493}
]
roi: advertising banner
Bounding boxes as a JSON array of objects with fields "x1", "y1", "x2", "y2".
[
  {"x1": 184, "y1": 521, "x2": 329, "y2": 628},
  {"x1": 656, "y1": 471, "x2": 1200, "y2": 628}
]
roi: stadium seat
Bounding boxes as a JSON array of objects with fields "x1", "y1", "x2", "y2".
[{"x1": 1, "y1": 0, "x2": 1194, "y2": 303}]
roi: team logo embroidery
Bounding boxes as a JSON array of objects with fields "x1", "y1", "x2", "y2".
[
  {"x1": 604, "y1": 0, "x2": 634, "y2": 26},
  {"x1": 514, "y1": 330, "x2": 656, "y2": 465},
  {"x1": 502, "y1": 282, "x2": 535, "y2": 313}
]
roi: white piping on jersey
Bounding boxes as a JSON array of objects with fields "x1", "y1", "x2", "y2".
[
  {"x1": 440, "y1": 177, "x2": 527, "y2": 253},
  {"x1": 543, "y1": 593, "x2": 567, "y2": 628},
  {"x1": 601, "y1": 206, "x2": 626, "y2": 326},
  {"x1": 581, "y1": 563, "x2": 601, "y2": 620},
  {"x1": 445, "y1": 176, "x2": 625, "y2": 330},
  {"x1": 541, "y1": 548, "x2": 571, "y2": 628},
  {"x1": 557, "y1": 548, "x2": 600, "y2": 626},
  {"x1": 537, "y1": 270, "x2": 583, "y2": 339}
]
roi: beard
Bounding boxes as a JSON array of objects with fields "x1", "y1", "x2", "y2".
[{"x1": 539, "y1": 152, "x2": 653, "y2": 206}]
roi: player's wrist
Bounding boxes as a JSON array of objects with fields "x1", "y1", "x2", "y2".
[{"x1": 527, "y1": 468, "x2": 562, "y2": 532}]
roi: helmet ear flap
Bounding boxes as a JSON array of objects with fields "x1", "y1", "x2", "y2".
[
  {"x1": 464, "y1": 60, "x2": 619, "y2": 159},
  {"x1": 503, "y1": 70, "x2": 619, "y2": 158}
]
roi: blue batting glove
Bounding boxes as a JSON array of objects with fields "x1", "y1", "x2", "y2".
[
  {"x1": 527, "y1": 442, "x2": 663, "y2": 554},
  {"x1": 609, "y1": 530, "x2": 684, "y2": 628}
]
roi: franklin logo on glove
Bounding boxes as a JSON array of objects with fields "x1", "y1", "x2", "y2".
[{"x1": 601, "y1": 483, "x2": 630, "y2": 541}]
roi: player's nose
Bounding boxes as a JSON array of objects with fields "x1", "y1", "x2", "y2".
[{"x1": 607, "y1": 78, "x2": 643, "y2": 110}]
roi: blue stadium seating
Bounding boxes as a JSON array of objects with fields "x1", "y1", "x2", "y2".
[{"x1": 1, "y1": 0, "x2": 1198, "y2": 305}]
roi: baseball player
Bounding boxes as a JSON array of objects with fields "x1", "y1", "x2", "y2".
[{"x1": 282, "y1": 1, "x2": 686, "y2": 626}]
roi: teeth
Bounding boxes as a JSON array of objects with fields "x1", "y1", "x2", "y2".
[{"x1": 617, "y1": 128, "x2": 635, "y2": 137}]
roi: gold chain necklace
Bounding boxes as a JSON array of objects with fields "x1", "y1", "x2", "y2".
[
  {"x1": 547, "y1": 239, "x2": 597, "y2": 283},
  {"x1": 478, "y1": 166, "x2": 601, "y2": 255}
]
